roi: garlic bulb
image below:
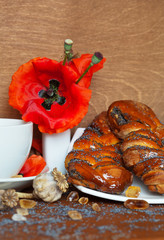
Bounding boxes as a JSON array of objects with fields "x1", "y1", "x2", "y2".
[{"x1": 33, "y1": 169, "x2": 68, "y2": 203}]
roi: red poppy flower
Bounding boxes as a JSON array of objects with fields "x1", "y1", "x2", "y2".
[{"x1": 9, "y1": 54, "x2": 105, "y2": 134}]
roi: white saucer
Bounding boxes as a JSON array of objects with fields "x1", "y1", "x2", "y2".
[
  {"x1": 71, "y1": 128, "x2": 164, "y2": 204},
  {"x1": 0, "y1": 166, "x2": 49, "y2": 190},
  {"x1": 0, "y1": 176, "x2": 35, "y2": 190}
]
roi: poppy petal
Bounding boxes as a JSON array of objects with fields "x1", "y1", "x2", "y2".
[
  {"x1": 19, "y1": 154, "x2": 46, "y2": 177},
  {"x1": 32, "y1": 138, "x2": 42, "y2": 154},
  {"x1": 69, "y1": 54, "x2": 106, "y2": 88}
]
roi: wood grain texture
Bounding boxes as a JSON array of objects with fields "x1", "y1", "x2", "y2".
[{"x1": 0, "y1": 0, "x2": 164, "y2": 132}]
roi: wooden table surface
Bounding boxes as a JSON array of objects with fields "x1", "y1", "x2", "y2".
[
  {"x1": 0, "y1": 1, "x2": 164, "y2": 239},
  {"x1": 0, "y1": 185, "x2": 163, "y2": 240},
  {"x1": 0, "y1": 184, "x2": 164, "y2": 240}
]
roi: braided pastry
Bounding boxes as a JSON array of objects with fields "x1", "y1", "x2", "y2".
[
  {"x1": 65, "y1": 111, "x2": 133, "y2": 194},
  {"x1": 108, "y1": 100, "x2": 164, "y2": 194}
]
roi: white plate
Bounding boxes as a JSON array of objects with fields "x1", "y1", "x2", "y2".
[
  {"x1": 0, "y1": 166, "x2": 49, "y2": 190},
  {"x1": 70, "y1": 128, "x2": 164, "y2": 204}
]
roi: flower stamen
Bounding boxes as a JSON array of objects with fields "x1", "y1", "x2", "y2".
[{"x1": 39, "y1": 79, "x2": 66, "y2": 110}]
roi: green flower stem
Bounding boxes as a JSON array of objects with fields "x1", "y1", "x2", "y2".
[
  {"x1": 63, "y1": 55, "x2": 67, "y2": 66},
  {"x1": 76, "y1": 63, "x2": 93, "y2": 84}
]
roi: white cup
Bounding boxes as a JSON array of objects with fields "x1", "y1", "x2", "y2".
[{"x1": 0, "y1": 119, "x2": 33, "y2": 178}]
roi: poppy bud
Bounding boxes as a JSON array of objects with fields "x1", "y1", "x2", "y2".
[
  {"x1": 64, "y1": 39, "x2": 73, "y2": 51},
  {"x1": 63, "y1": 39, "x2": 74, "y2": 65},
  {"x1": 91, "y1": 52, "x2": 103, "y2": 65}
]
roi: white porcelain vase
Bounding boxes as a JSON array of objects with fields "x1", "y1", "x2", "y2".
[{"x1": 42, "y1": 129, "x2": 71, "y2": 174}]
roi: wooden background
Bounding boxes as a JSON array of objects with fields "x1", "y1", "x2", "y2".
[{"x1": 1, "y1": 0, "x2": 164, "y2": 133}]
